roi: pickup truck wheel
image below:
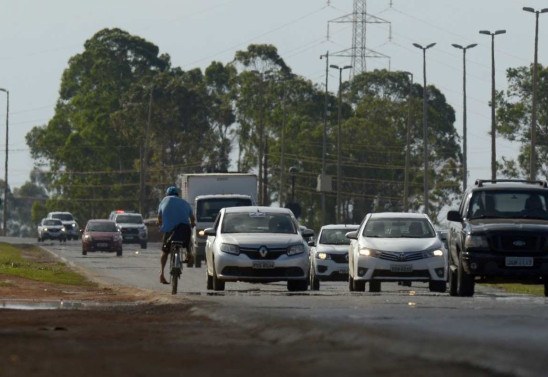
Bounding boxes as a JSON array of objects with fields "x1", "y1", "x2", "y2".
[{"x1": 457, "y1": 255, "x2": 475, "y2": 296}]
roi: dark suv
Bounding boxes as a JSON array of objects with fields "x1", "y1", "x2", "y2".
[{"x1": 447, "y1": 179, "x2": 548, "y2": 297}]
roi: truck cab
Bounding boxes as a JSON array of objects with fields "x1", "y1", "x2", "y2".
[{"x1": 192, "y1": 194, "x2": 254, "y2": 267}]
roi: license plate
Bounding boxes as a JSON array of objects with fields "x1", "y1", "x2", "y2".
[
  {"x1": 97, "y1": 242, "x2": 108, "y2": 248},
  {"x1": 390, "y1": 264, "x2": 413, "y2": 273},
  {"x1": 252, "y1": 261, "x2": 275, "y2": 269},
  {"x1": 505, "y1": 257, "x2": 534, "y2": 267}
]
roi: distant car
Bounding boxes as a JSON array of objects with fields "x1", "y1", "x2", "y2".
[
  {"x1": 81, "y1": 220, "x2": 123, "y2": 256},
  {"x1": 347, "y1": 212, "x2": 447, "y2": 293},
  {"x1": 309, "y1": 224, "x2": 359, "y2": 290},
  {"x1": 46, "y1": 211, "x2": 79, "y2": 240},
  {"x1": 204, "y1": 206, "x2": 314, "y2": 292},
  {"x1": 111, "y1": 212, "x2": 148, "y2": 249},
  {"x1": 37, "y1": 218, "x2": 66, "y2": 242}
]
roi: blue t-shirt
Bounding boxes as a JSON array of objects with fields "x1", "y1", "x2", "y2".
[{"x1": 158, "y1": 196, "x2": 193, "y2": 233}]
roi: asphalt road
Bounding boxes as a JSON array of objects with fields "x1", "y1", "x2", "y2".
[{"x1": 14, "y1": 237, "x2": 548, "y2": 377}]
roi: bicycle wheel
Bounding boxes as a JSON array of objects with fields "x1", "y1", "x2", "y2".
[{"x1": 170, "y1": 245, "x2": 182, "y2": 294}]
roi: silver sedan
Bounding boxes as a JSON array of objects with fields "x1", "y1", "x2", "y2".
[
  {"x1": 347, "y1": 212, "x2": 447, "y2": 293},
  {"x1": 204, "y1": 206, "x2": 313, "y2": 292}
]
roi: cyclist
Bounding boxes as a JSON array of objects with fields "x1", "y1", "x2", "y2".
[{"x1": 157, "y1": 186, "x2": 195, "y2": 284}]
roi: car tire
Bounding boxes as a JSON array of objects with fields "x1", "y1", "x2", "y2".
[
  {"x1": 353, "y1": 279, "x2": 366, "y2": 292},
  {"x1": 448, "y1": 263, "x2": 458, "y2": 296},
  {"x1": 287, "y1": 279, "x2": 308, "y2": 292},
  {"x1": 37, "y1": 236, "x2": 41, "y2": 242},
  {"x1": 457, "y1": 254, "x2": 475, "y2": 297},
  {"x1": 349, "y1": 276, "x2": 355, "y2": 292},
  {"x1": 310, "y1": 266, "x2": 320, "y2": 291},
  {"x1": 212, "y1": 262, "x2": 225, "y2": 291},
  {"x1": 206, "y1": 272, "x2": 213, "y2": 290},
  {"x1": 429, "y1": 280, "x2": 447, "y2": 293},
  {"x1": 82, "y1": 248, "x2": 87, "y2": 256},
  {"x1": 116, "y1": 248, "x2": 123, "y2": 257},
  {"x1": 369, "y1": 280, "x2": 381, "y2": 292},
  {"x1": 543, "y1": 276, "x2": 548, "y2": 297},
  {"x1": 194, "y1": 256, "x2": 202, "y2": 268},
  {"x1": 141, "y1": 242, "x2": 147, "y2": 249}
]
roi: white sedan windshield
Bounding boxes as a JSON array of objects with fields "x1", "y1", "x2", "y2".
[{"x1": 221, "y1": 213, "x2": 296, "y2": 234}]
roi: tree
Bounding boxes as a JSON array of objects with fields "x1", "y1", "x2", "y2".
[{"x1": 496, "y1": 64, "x2": 548, "y2": 178}]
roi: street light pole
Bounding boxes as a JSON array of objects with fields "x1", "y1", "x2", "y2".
[
  {"x1": 0, "y1": 88, "x2": 9, "y2": 236},
  {"x1": 330, "y1": 64, "x2": 352, "y2": 223},
  {"x1": 402, "y1": 72, "x2": 413, "y2": 212},
  {"x1": 412, "y1": 42, "x2": 436, "y2": 216},
  {"x1": 479, "y1": 29, "x2": 506, "y2": 181},
  {"x1": 452, "y1": 43, "x2": 477, "y2": 191},
  {"x1": 320, "y1": 51, "x2": 329, "y2": 224},
  {"x1": 523, "y1": 7, "x2": 548, "y2": 181}
]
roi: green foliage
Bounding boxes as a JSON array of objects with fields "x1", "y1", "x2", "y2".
[
  {"x1": 0, "y1": 243, "x2": 90, "y2": 285},
  {"x1": 496, "y1": 64, "x2": 548, "y2": 177}
]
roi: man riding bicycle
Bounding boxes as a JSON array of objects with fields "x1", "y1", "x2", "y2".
[{"x1": 157, "y1": 186, "x2": 195, "y2": 284}]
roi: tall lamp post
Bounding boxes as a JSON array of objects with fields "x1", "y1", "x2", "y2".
[
  {"x1": 412, "y1": 42, "x2": 436, "y2": 216},
  {"x1": 479, "y1": 29, "x2": 506, "y2": 181},
  {"x1": 0, "y1": 88, "x2": 8, "y2": 236},
  {"x1": 329, "y1": 64, "x2": 352, "y2": 223},
  {"x1": 523, "y1": 7, "x2": 548, "y2": 180},
  {"x1": 402, "y1": 72, "x2": 413, "y2": 212},
  {"x1": 452, "y1": 43, "x2": 477, "y2": 191},
  {"x1": 320, "y1": 51, "x2": 330, "y2": 224}
]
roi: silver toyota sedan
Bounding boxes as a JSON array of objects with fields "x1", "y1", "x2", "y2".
[
  {"x1": 347, "y1": 212, "x2": 447, "y2": 293},
  {"x1": 204, "y1": 206, "x2": 313, "y2": 292}
]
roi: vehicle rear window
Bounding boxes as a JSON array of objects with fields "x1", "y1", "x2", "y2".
[
  {"x1": 197, "y1": 198, "x2": 253, "y2": 222},
  {"x1": 87, "y1": 222, "x2": 118, "y2": 232}
]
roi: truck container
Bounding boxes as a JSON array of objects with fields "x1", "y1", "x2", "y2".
[{"x1": 177, "y1": 173, "x2": 258, "y2": 267}]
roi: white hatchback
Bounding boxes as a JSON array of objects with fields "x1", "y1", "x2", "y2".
[
  {"x1": 309, "y1": 224, "x2": 359, "y2": 290},
  {"x1": 204, "y1": 206, "x2": 313, "y2": 292},
  {"x1": 347, "y1": 212, "x2": 447, "y2": 293}
]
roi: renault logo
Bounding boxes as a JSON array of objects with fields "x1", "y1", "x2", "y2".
[
  {"x1": 258, "y1": 246, "x2": 268, "y2": 258},
  {"x1": 513, "y1": 240, "x2": 526, "y2": 247}
]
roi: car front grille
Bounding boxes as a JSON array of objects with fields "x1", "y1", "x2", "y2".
[
  {"x1": 239, "y1": 247, "x2": 287, "y2": 260},
  {"x1": 377, "y1": 250, "x2": 427, "y2": 262},
  {"x1": 490, "y1": 233, "x2": 544, "y2": 252},
  {"x1": 330, "y1": 253, "x2": 348, "y2": 263},
  {"x1": 121, "y1": 228, "x2": 139, "y2": 235}
]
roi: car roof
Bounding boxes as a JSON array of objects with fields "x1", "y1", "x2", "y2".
[
  {"x1": 469, "y1": 179, "x2": 548, "y2": 192},
  {"x1": 320, "y1": 224, "x2": 359, "y2": 230},
  {"x1": 369, "y1": 212, "x2": 429, "y2": 220},
  {"x1": 223, "y1": 206, "x2": 292, "y2": 214},
  {"x1": 87, "y1": 219, "x2": 116, "y2": 224}
]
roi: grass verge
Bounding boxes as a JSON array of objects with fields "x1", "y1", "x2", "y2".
[
  {"x1": 483, "y1": 282, "x2": 545, "y2": 296},
  {"x1": 0, "y1": 242, "x2": 91, "y2": 286}
]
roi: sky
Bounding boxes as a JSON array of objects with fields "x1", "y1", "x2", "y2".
[{"x1": 1, "y1": 0, "x2": 547, "y2": 190}]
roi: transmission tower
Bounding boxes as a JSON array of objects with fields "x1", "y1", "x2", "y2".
[{"x1": 327, "y1": 0, "x2": 391, "y2": 77}]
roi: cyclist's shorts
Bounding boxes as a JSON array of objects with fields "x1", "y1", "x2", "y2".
[{"x1": 162, "y1": 223, "x2": 191, "y2": 253}]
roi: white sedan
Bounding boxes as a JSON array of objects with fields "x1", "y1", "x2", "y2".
[
  {"x1": 347, "y1": 212, "x2": 447, "y2": 293},
  {"x1": 204, "y1": 206, "x2": 313, "y2": 292},
  {"x1": 309, "y1": 224, "x2": 359, "y2": 290}
]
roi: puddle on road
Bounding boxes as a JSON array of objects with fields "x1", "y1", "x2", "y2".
[{"x1": 0, "y1": 300, "x2": 137, "y2": 310}]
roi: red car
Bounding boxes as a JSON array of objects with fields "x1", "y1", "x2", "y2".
[{"x1": 82, "y1": 220, "x2": 123, "y2": 256}]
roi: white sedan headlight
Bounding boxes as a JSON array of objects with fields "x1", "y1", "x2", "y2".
[
  {"x1": 465, "y1": 235, "x2": 489, "y2": 249},
  {"x1": 359, "y1": 248, "x2": 380, "y2": 257},
  {"x1": 220, "y1": 243, "x2": 240, "y2": 255},
  {"x1": 287, "y1": 244, "x2": 305, "y2": 256},
  {"x1": 424, "y1": 249, "x2": 444, "y2": 257}
]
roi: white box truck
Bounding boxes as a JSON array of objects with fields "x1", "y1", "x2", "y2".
[{"x1": 178, "y1": 173, "x2": 258, "y2": 267}]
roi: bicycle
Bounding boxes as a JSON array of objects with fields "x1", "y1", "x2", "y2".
[{"x1": 168, "y1": 240, "x2": 187, "y2": 294}]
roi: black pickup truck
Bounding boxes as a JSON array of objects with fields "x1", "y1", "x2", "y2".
[{"x1": 446, "y1": 179, "x2": 548, "y2": 297}]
